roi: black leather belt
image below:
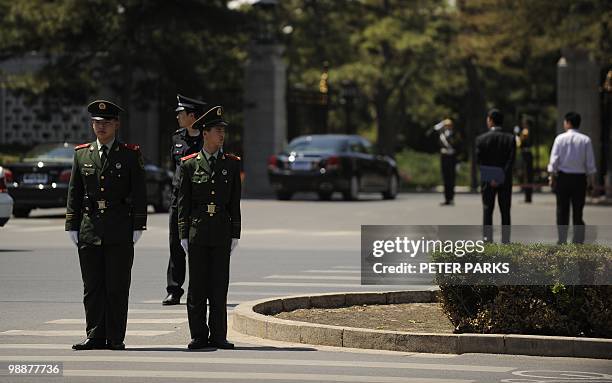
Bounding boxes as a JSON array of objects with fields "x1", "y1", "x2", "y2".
[
  {"x1": 191, "y1": 203, "x2": 224, "y2": 215},
  {"x1": 83, "y1": 197, "x2": 130, "y2": 212}
]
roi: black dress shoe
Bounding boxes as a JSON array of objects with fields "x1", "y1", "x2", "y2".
[
  {"x1": 208, "y1": 339, "x2": 234, "y2": 349},
  {"x1": 162, "y1": 293, "x2": 181, "y2": 305},
  {"x1": 188, "y1": 338, "x2": 208, "y2": 350},
  {"x1": 72, "y1": 338, "x2": 106, "y2": 350},
  {"x1": 107, "y1": 340, "x2": 125, "y2": 350}
]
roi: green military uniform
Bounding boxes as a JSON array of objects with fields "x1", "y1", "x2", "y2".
[
  {"x1": 65, "y1": 100, "x2": 147, "y2": 345},
  {"x1": 177, "y1": 106, "x2": 241, "y2": 345}
]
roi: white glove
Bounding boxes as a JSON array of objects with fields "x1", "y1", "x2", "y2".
[
  {"x1": 230, "y1": 238, "x2": 239, "y2": 255},
  {"x1": 180, "y1": 239, "x2": 189, "y2": 255},
  {"x1": 133, "y1": 230, "x2": 143, "y2": 244},
  {"x1": 68, "y1": 231, "x2": 79, "y2": 246}
]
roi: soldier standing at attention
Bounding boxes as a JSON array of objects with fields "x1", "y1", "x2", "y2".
[
  {"x1": 163, "y1": 94, "x2": 207, "y2": 306},
  {"x1": 177, "y1": 105, "x2": 241, "y2": 350},
  {"x1": 435, "y1": 118, "x2": 462, "y2": 206},
  {"x1": 66, "y1": 100, "x2": 147, "y2": 350}
]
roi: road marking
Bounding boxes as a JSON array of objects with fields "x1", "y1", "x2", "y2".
[
  {"x1": 61, "y1": 370, "x2": 474, "y2": 382},
  {"x1": 0, "y1": 354, "x2": 514, "y2": 373},
  {"x1": 242, "y1": 229, "x2": 360, "y2": 236},
  {"x1": 265, "y1": 274, "x2": 360, "y2": 281},
  {"x1": 332, "y1": 266, "x2": 360, "y2": 270},
  {"x1": 3, "y1": 226, "x2": 60, "y2": 233},
  {"x1": 46, "y1": 318, "x2": 187, "y2": 324},
  {"x1": 232, "y1": 282, "x2": 404, "y2": 288},
  {"x1": 0, "y1": 330, "x2": 173, "y2": 336},
  {"x1": 228, "y1": 291, "x2": 296, "y2": 296},
  {"x1": 139, "y1": 300, "x2": 241, "y2": 305},
  {"x1": 0, "y1": 343, "x2": 459, "y2": 359},
  {"x1": 305, "y1": 270, "x2": 361, "y2": 274},
  {"x1": 128, "y1": 309, "x2": 187, "y2": 314}
]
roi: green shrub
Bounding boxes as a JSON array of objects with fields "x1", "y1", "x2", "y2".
[
  {"x1": 432, "y1": 243, "x2": 612, "y2": 338},
  {"x1": 395, "y1": 149, "x2": 470, "y2": 189}
]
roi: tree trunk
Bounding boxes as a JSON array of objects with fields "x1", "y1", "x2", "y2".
[{"x1": 463, "y1": 57, "x2": 487, "y2": 191}]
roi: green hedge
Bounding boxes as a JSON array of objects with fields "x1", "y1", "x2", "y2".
[
  {"x1": 432, "y1": 243, "x2": 612, "y2": 338},
  {"x1": 395, "y1": 150, "x2": 470, "y2": 189}
]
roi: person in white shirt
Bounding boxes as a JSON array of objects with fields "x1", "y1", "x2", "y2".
[{"x1": 547, "y1": 112, "x2": 597, "y2": 244}]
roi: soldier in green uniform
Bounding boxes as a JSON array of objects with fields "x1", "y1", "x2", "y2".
[
  {"x1": 177, "y1": 105, "x2": 241, "y2": 350},
  {"x1": 163, "y1": 94, "x2": 207, "y2": 306},
  {"x1": 65, "y1": 100, "x2": 147, "y2": 350}
]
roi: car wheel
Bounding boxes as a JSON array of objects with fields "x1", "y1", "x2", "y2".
[
  {"x1": 13, "y1": 207, "x2": 31, "y2": 218},
  {"x1": 342, "y1": 175, "x2": 359, "y2": 201},
  {"x1": 154, "y1": 183, "x2": 172, "y2": 213},
  {"x1": 276, "y1": 191, "x2": 293, "y2": 200},
  {"x1": 382, "y1": 173, "x2": 398, "y2": 200},
  {"x1": 318, "y1": 191, "x2": 332, "y2": 201}
]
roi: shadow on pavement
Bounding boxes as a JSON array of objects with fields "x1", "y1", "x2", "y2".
[{"x1": 126, "y1": 346, "x2": 317, "y2": 352}]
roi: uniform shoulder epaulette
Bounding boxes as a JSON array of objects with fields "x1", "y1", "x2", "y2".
[
  {"x1": 225, "y1": 153, "x2": 241, "y2": 161},
  {"x1": 75, "y1": 143, "x2": 90, "y2": 150},
  {"x1": 181, "y1": 152, "x2": 198, "y2": 162},
  {"x1": 122, "y1": 143, "x2": 140, "y2": 151}
]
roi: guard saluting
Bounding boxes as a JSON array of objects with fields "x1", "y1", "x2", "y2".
[
  {"x1": 177, "y1": 105, "x2": 241, "y2": 350},
  {"x1": 163, "y1": 94, "x2": 207, "y2": 306},
  {"x1": 66, "y1": 100, "x2": 147, "y2": 350}
]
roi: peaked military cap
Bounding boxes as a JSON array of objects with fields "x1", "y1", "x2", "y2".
[
  {"x1": 87, "y1": 100, "x2": 124, "y2": 120},
  {"x1": 192, "y1": 105, "x2": 228, "y2": 131},
  {"x1": 175, "y1": 94, "x2": 207, "y2": 113}
]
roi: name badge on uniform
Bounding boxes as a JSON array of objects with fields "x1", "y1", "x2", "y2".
[
  {"x1": 222, "y1": 169, "x2": 227, "y2": 176},
  {"x1": 175, "y1": 143, "x2": 183, "y2": 147},
  {"x1": 115, "y1": 163, "x2": 122, "y2": 169}
]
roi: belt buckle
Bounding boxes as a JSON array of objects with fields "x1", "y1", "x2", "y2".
[
  {"x1": 97, "y1": 200, "x2": 107, "y2": 209},
  {"x1": 206, "y1": 204, "x2": 216, "y2": 214}
]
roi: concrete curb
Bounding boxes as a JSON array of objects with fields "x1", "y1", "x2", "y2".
[{"x1": 231, "y1": 290, "x2": 612, "y2": 359}]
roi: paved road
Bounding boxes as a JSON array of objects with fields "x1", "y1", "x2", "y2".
[{"x1": 1, "y1": 193, "x2": 611, "y2": 382}]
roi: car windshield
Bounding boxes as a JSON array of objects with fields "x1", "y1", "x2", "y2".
[
  {"x1": 287, "y1": 136, "x2": 347, "y2": 153},
  {"x1": 23, "y1": 143, "x2": 75, "y2": 163}
]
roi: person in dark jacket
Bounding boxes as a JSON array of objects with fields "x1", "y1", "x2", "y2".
[
  {"x1": 163, "y1": 94, "x2": 207, "y2": 306},
  {"x1": 476, "y1": 108, "x2": 515, "y2": 243}
]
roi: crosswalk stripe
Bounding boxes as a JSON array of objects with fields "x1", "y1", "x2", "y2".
[
  {"x1": 46, "y1": 318, "x2": 187, "y2": 324},
  {"x1": 128, "y1": 309, "x2": 186, "y2": 314},
  {"x1": 305, "y1": 270, "x2": 361, "y2": 274},
  {"x1": 0, "y1": 330, "x2": 173, "y2": 336},
  {"x1": 61, "y1": 369, "x2": 474, "y2": 382},
  {"x1": 242, "y1": 229, "x2": 360, "y2": 236},
  {"x1": 265, "y1": 275, "x2": 360, "y2": 281},
  {"x1": 232, "y1": 282, "x2": 404, "y2": 288},
  {"x1": 139, "y1": 300, "x2": 242, "y2": 305},
  {"x1": 0, "y1": 355, "x2": 513, "y2": 373},
  {"x1": 3, "y1": 226, "x2": 59, "y2": 233}
]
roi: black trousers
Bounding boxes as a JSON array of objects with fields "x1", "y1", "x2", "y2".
[
  {"x1": 78, "y1": 243, "x2": 134, "y2": 342},
  {"x1": 166, "y1": 204, "x2": 186, "y2": 296},
  {"x1": 556, "y1": 172, "x2": 586, "y2": 244},
  {"x1": 441, "y1": 154, "x2": 456, "y2": 203},
  {"x1": 187, "y1": 241, "x2": 231, "y2": 342},
  {"x1": 481, "y1": 182, "x2": 512, "y2": 243},
  {"x1": 522, "y1": 151, "x2": 533, "y2": 202}
]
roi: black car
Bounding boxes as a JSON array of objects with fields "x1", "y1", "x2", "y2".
[
  {"x1": 5, "y1": 142, "x2": 173, "y2": 217},
  {"x1": 267, "y1": 134, "x2": 399, "y2": 201}
]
